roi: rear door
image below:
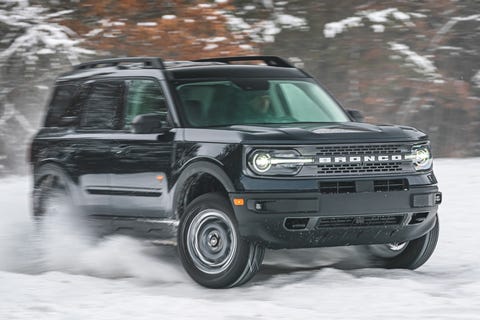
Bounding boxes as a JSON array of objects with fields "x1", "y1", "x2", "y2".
[{"x1": 74, "y1": 80, "x2": 125, "y2": 221}]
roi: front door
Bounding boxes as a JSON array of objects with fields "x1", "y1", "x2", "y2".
[{"x1": 109, "y1": 79, "x2": 175, "y2": 236}]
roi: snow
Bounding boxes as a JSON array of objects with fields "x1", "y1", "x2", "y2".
[
  {"x1": 0, "y1": 158, "x2": 479, "y2": 319},
  {"x1": 371, "y1": 24, "x2": 385, "y2": 33},
  {"x1": 161, "y1": 15, "x2": 176, "y2": 20},
  {"x1": 323, "y1": 8, "x2": 424, "y2": 38},
  {"x1": 324, "y1": 17, "x2": 362, "y2": 38},
  {"x1": 222, "y1": 5, "x2": 306, "y2": 43},
  {"x1": 472, "y1": 71, "x2": 480, "y2": 88},
  {"x1": 203, "y1": 44, "x2": 219, "y2": 51},
  {"x1": 137, "y1": 22, "x2": 158, "y2": 27},
  {"x1": 389, "y1": 42, "x2": 440, "y2": 79},
  {"x1": 0, "y1": 2, "x2": 94, "y2": 64},
  {"x1": 276, "y1": 14, "x2": 307, "y2": 28}
]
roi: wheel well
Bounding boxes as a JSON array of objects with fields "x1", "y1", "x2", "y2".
[{"x1": 177, "y1": 173, "x2": 229, "y2": 218}]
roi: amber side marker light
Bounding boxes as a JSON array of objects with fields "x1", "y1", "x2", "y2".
[
  {"x1": 233, "y1": 198, "x2": 245, "y2": 206},
  {"x1": 156, "y1": 175, "x2": 164, "y2": 181}
]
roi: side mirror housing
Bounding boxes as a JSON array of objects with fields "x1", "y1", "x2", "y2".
[
  {"x1": 347, "y1": 109, "x2": 364, "y2": 122},
  {"x1": 131, "y1": 113, "x2": 166, "y2": 134}
]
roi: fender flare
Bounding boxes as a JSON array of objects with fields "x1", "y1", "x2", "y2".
[
  {"x1": 33, "y1": 162, "x2": 81, "y2": 206},
  {"x1": 172, "y1": 160, "x2": 235, "y2": 218}
]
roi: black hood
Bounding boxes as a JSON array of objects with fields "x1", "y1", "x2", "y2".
[{"x1": 182, "y1": 122, "x2": 428, "y2": 144}]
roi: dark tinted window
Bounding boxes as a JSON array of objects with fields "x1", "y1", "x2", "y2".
[
  {"x1": 124, "y1": 79, "x2": 167, "y2": 128},
  {"x1": 80, "y1": 80, "x2": 124, "y2": 129},
  {"x1": 44, "y1": 85, "x2": 77, "y2": 127}
]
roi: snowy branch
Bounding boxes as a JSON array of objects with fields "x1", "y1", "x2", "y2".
[
  {"x1": 430, "y1": 14, "x2": 480, "y2": 47},
  {"x1": 323, "y1": 8, "x2": 425, "y2": 38},
  {"x1": 0, "y1": 1, "x2": 94, "y2": 64},
  {"x1": 223, "y1": 1, "x2": 307, "y2": 43},
  {"x1": 389, "y1": 42, "x2": 442, "y2": 81}
]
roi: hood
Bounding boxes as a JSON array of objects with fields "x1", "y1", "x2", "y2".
[{"x1": 182, "y1": 122, "x2": 428, "y2": 144}]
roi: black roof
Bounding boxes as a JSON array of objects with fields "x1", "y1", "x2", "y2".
[
  {"x1": 168, "y1": 64, "x2": 307, "y2": 79},
  {"x1": 58, "y1": 56, "x2": 309, "y2": 82}
]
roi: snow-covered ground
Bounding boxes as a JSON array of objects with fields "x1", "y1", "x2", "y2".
[{"x1": 0, "y1": 159, "x2": 479, "y2": 319}]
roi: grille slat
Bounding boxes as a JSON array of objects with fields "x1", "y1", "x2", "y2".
[
  {"x1": 319, "y1": 179, "x2": 409, "y2": 194},
  {"x1": 316, "y1": 215, "x2": 405, "y2": 228},
  {"x1": 315, "y1": 144, "x2": 404, "y2": 156}
]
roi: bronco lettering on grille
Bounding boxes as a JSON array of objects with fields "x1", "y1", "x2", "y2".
[{"x1": 317, "y1": 155, "x2": 406, "y2": 164}]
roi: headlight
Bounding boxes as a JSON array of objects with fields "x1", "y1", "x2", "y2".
[
  {"x1": 409, "y1": 143, "x2": 433, "y2": 171},
  {"x1": 248, "y1": 150, "x2": 315, "y2": 176}
]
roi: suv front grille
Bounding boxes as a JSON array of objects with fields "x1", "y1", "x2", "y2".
[
  {"x1": 297, "y1": 143, "x2": 414, "y2": 177},
  {"x1": 316, "y1": 214, "x2": 405, "y2": 228}
]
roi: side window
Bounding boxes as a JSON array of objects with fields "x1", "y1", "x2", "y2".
[
  {"x1": 124, "y1": 79, "x2": 167, "y2": 128},
  {"x1": 80, "y1": 80, "x2": 124, "y2": 130},
  {"x1": 44, "y1": 85, "x2": 77, "y2": 127}
]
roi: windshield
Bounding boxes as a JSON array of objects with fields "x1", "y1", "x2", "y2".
[{"x1": 175, "y1": 79, "x2": 350, "y2": 127}]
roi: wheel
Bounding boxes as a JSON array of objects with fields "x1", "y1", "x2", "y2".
[
  {"x1": 368, "y1": 216, "x2": 439, "y2": 269},
  {"x1": 33, "y1": 165, "x2": 71, "y2": 218},
  {"x1": 178, "y1": 193, "x2": 264, "y2": 288},
  {"x1": 32, "y1": 164, "x2": 84, "y2": 230}
]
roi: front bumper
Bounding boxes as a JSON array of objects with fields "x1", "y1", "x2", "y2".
[{"x1": 230, "y1": 185, "x2": 441, "y2": 249}]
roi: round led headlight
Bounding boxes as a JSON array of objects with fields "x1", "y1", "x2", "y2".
[
  {"x1": 248, "y1": 150, "x2": 315, "y2": 175},
  {"x1": 411, "y1": 144, "x2": 433, "y2": 171},
  {"x1": 251, "y1": 152, "x2": 272, "y2": 173}
]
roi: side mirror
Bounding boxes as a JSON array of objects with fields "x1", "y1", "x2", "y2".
[
  {"x1": 131, "y1": 113, "x2": 167, "y2": 134},
  {"x1": 347, "y1": 109, "x2": 364, "y2": 122}
]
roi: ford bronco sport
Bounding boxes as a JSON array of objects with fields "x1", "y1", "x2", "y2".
[{"x1": 30, "y1": 56, "x2": 442, "y2": 288}]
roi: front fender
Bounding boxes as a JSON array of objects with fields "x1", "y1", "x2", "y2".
[{"x1": 171, "y1": 160, "x2": 236, "y2": 218}]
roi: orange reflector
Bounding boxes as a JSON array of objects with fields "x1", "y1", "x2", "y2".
[
  {"x1": 233, "y1": 198, "x2": 245, "y2": 206},
  {"x1": 156, "y1": 175, "x2": 164, "y2": 181}
]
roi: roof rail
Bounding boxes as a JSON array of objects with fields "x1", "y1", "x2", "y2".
[
  {"x1": 193, "y1": 56, "x2": 294, "y2": 68},
  {"x1": 73, "y1": 57, "x2": 165, "y2": 70}
]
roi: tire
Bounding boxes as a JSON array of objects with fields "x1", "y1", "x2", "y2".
[
  {"x1": 368, "y1": 216, "x2": 439, "y2": 269},
  {"x1": 32, "y1": 164, "x2": 85, "y2": 231},
  {"x1": 178, "y1": 193, "x2": 264, "y2": 288},
  {"x1": 33, "y1": 164, "x2": 71, "y2": 218}
]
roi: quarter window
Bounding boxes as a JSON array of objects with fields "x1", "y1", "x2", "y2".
[
  {"x1": 44, "y1": 85, "x2": 77, "y2": 127},
  {"x1": 124, "y1": 79, "x2": 167, "y2": 128}
]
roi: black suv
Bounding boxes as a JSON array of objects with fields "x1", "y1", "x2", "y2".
[{"x1": 30, "y1": 56, "x2": 441, "y2": 288}]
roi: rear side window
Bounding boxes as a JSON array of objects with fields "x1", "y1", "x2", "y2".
[
  {"x1": 124, "y1": 79, "x2": 167, "y2": 128},
  {"x1": 44, "y1": 85, "x2": 77, "y2": 127},
  {"x1": 80, "y1": 80, "x2": 125, "y2": 130}
]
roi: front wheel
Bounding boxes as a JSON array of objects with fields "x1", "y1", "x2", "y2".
[
  {"x1": 368, "y1": 216, "x2": 439, "y2": 269},
  {"x1": 178, "y1": 193, "x2": 264, "y2": 288}
]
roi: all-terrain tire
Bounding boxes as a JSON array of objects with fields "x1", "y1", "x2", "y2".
[
  {"x1": 369, "y1": 216, "x2": 439, "y2": 269},
  {"x1": 178, "y1": 193, "x2": 264, "y2": 288}
]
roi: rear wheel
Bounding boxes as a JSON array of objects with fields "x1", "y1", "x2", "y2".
[
  {"x1": 368, "y1": 216, "x2": 439, "y2": 269},
  {"x1": 33, "y1": 166, "x2": 70, "y2": 218},
  {"x1": 178, "y1": 193, "x2": 264, "y2": 288},
  {"x1": 32, "y1": 164, "x2": 85, "y2": 231}
]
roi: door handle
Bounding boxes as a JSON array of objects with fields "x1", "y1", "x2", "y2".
[{"x1": 111, "y1": 145, "x2": 130, "y2": 156}]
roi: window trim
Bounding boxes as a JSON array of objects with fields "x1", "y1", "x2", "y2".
[
  {"x1": 121, "y1": 77, "x2": 170, "y2": 131},
  {"x1": 75, "y1": 76, "x2": 173, "y2": 133}
]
